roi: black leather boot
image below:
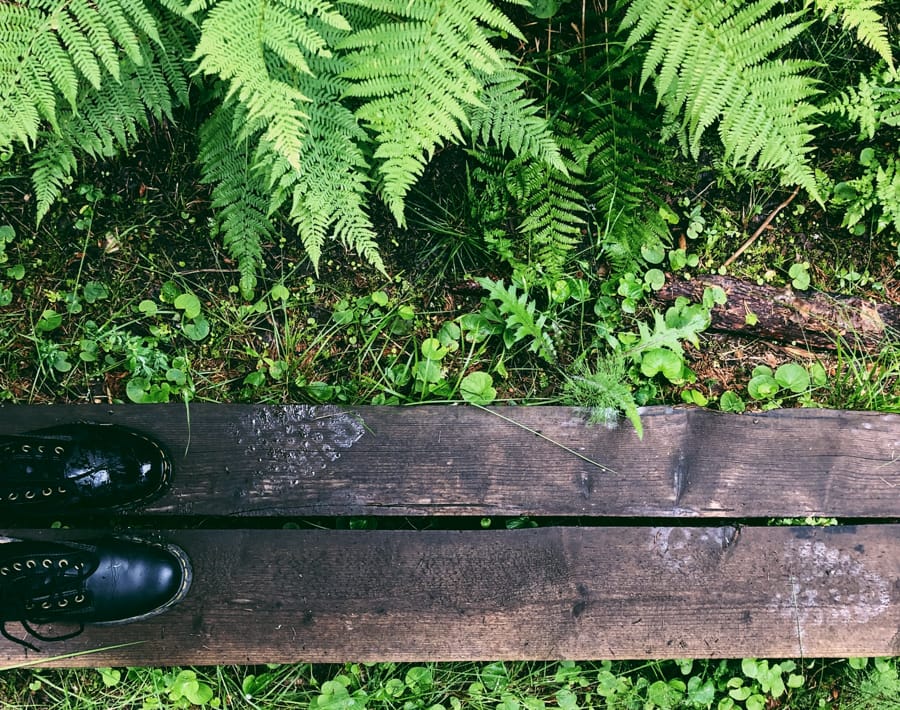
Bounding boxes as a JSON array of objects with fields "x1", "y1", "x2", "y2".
[
  {"x1": 0, "y1": 536, "x2": 192, "y2": 651},
  {"x1": 0, "y1": 423, "x2": 172, "y2": 512}
]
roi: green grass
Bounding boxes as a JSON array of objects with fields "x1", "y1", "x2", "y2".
[{"x1": 1, "y1": 657, "x2": 899, "y2": 709}]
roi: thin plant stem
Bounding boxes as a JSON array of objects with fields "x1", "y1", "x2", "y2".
[{"x1": 469, "y1": 402, "x2": 619, "y2": 474}]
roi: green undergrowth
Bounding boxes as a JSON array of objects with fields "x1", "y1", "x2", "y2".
[
  {"x1": 1, "y1": 657, "x2": 899, "y2": 709},
  {"x1": 0, "y1": 0, "x2": 899, "y2": 705}
]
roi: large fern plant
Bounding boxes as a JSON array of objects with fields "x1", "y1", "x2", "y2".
[
  {"x1": 0, "y1": 0, "x2": 191, "y2": 221},
  {"x1": 620, "y1": 0, "x2": 895, "y2": 204},
  {"x1": 1, "y1": 0, "x2": 895, "y2": 292},
  {"x1": 189, "y1": 0, "x2": 566, "y2": 289},
  {"x1": 0, "y1": 0, "x2": 564, "y2": 294}
]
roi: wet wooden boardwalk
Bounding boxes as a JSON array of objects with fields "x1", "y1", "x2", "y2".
[{"x1": 1, "y1": 404, "x2": 898, "y2": 666}]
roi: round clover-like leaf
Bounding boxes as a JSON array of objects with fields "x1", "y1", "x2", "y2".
[
  {"x1": 36, "y1": 309, "x2": 63, "y2": 332},
  {"x1": 640, "y1": 348, "x2": 684, "y2": 382},
  {"x1": 751, "y1": 364, "x2": 773, "y2": 378},
  {"x1": 719, "y1": 391, "x2": 746, "y2": 413},
  {"x1": 641, "y1": 243, "x2": 666, "y2": 264},
  {"x1": 788, "y1": 263, "x2": 811, "y2": 291},
  {"x1": 174, "y1": 292, "x2": 202, "y2": 319},
  {"x1": 748, "y1": 373, "x2": 779, "y2": 400},
  {"x1": 775, "y1": 362, "x2": 810, "y2": 393},
  {"x1": 644, "y1": 268, "x2": 665, "y2": 291},
  {"x1": 421, "y1": 337, "x2": 449, "y2": 361},
  {"x1": 270, "y1": 283, "x2": 290, "y2": 302},
  {"x1": 460, "y1": 371, "x2": 497, "y2": 405},
  {"x1": 809, "y1": 362, "x2": 827, "y2": 387},
  {"x1": 126, "y1": 377, "x2": 151, "y2": 403},
  {"x1": 138, "y1": 299, "x2": 158, "y2": 316},
  {"x1": 413, "y1": 358, "x2": 444, "y2": 384},
  {"x1": 182, "y1": 316, "x2": 210, "y2": 341},
  {"x1": 527, "y1": 0, "x2": 564, "y2": 18},
  {"x1": 83, "y1": 281, "x2": 109, "y2": 303}
]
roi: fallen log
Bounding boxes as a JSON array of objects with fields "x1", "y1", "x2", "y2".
[{"x1": 657, "y1": 274, "x2": 900, "y2": 351}]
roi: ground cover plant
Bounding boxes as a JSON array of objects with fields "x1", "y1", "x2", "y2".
[{"x1": 0, "y1": 0, "x2": 899, "y2": 706}]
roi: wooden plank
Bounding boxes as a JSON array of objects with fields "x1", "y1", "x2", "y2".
[
  {"x1": 1, "y1": 525, "x2": 898, "y2": 666},
  {"x1": 1, "y1": 404, "x2": 898, "y2": 518}
]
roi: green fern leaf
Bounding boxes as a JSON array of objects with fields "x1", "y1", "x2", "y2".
[
  {"x1": 469, "y1": 62, "x2": 567, "y2": 174},
  {"x1": 261, "y1": 49, "x2": 384, "y2": 274},
  {"x1": 821, "y1": 69, "x2": 900, "y2": 140},
  {"x1": 55, "y1": 12, "x2": 102, "y2": 90},
  {"x1": 584, "y1": 106, "x2": 671, "y2": 271},
  {"x1": 563, "y1": 353, "x2": 643, "y2": 439},
  {"x1": 339, "y1": 0, "x2": 524, "y2": 224},
  {"x1": 28, "y1": 14, "x2": 192, "y2": 223},
  {"x1": 622, "y1": 0, "x2": 822, "y2": 202},
  {"x1": 194, "y1": 3, "x2": 385, "y2": 274},
  {"x1": 31, "y1": 136, "x2": 79, "y2": 222},
  {"x1": 806, "y1": 0, "x2": 894, "y2": 70},
  {"x1": 875, "y1": 157, "x2": 900, "y2": 234},
  {"x1": 0, "y1": 0, "x2": 167, "y2": 151},
  {"x1": 199, "y1": 101, "x2": 273, "y2": 298},
  {"x1": 476, "y1": 277, "x2": 557, "y2": 363},
  {"x1": 503, "y1": 146, "x2": 587, "y2": 276},
  {"x1": 67, "y1": 0, "x2": 121, "y2": 82},
  {"x1": 192, "y1": 0, "x2": 344, "y2": 171},
  {"x1": 33, "y1": 29, "x2": 79, "y2": 110}
]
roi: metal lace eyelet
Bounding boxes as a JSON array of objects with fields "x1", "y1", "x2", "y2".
[
  {"x1": 24, "y1": 602, "x2": 34, "y2": 611},
  {"x1": 0, "y1": 567, "x2": 8, "y2": 576},
  {"x1": 42, "y1": 559, "x2": 52, "y2": 568},
  {"x1": 58, "y1": 559, "x2": 69, "y2": 568},
  {"x1": 42, "y1": 487, "x2": 53, "y2": 497},
  {"x1": 58, "y1": 486, "x2": 67, "y2": 494},
  {"x1": 24, "y1": 490, "x2": 35, "y2": 499},
  {"x1": 54, "y1": 446, "x2": 65, "y2": 455},
  {"x1": 21, "y1": 445, "x2": 30, "y2": 453},
  {"x1": 7, "y1": 493, "x2": 18, "y2": 501},
  {"x1": 25, "y1": 559, "x2": 36, "y2": 569},
  {"x1": 12, "y1": 562, "x2": 22, "y2": 571},
  {"x1": 74, "y1": 594, "x2": 85, "y2": 603},
  {"x1": 41, "y1": 601, "x2": 51, "y2": 609},
  {"x1": 57, "y1": 599, "x2": 68, "y2": 608}
]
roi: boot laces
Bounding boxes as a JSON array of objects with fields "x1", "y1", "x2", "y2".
[{"x1": 0, "y1": 552, "x2": 93, "y2": 652}]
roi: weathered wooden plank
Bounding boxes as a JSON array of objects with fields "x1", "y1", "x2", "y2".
[
  {"x1": 1, "y1": 525, "x2": 898, "y2": 666},
  {"x1": 1, "y1": 405, "x2": 898, "y2": 518}
]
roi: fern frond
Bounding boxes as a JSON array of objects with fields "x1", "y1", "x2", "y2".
[
  {"x1": 562, "y1": 353, "x2": 643, "y2": 438},
  {"x1": 28, "y1": 21, "x2": 192, "y2": 223},
  {"x1": 260, "y1": 49, "x2": 383, "y2": 274},
  {"x1": 582, "y1": 88, "x2": 671, "y2": 271},
  {"x1": 476, "y1": 277, "x2": 557, "y2": 363},
  {"x1": 875, "y1": 157, "x2": 900, "y2": 234},
  {"x1": 194, "y1": 4, "x2": 384, "y2": 275},
  {"x1": 199, "y1": 101, "x2": 273, "y2": 298},
  {"x1": 821, "y1": 69, "x2": 900, "y2": 140},
  {"x1": 31, "y1": 136, "x2": 79, "y2": 221},
  {"x1": 502, "y1": 145, "x2": 587, "y2": 276},
  {"x1": 622, "y1": 0, "x2": 822, "y2": 201},
  {"x1": 192, "y1": 0, "x2": 341, "y2": 170},
  {"x1": 339, "y1": 0, "x2": 523, "y2": 224},
  {"x1": 806, "y1": 0, "x2": 894, "y2": 70},
  {"x1": 0, "y1": 0, "x2": 166, "y2": 150},
  {"x1": 469, "y1": 62, "x2": 567, "y2": 174}
]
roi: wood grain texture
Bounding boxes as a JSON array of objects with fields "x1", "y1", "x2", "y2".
[
  {"x1": 1, "y1": 526, "x2": 898, "y2": 666},
  {"x1": 1, "y1": 404, "x2": 897, "y2": 518}
]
